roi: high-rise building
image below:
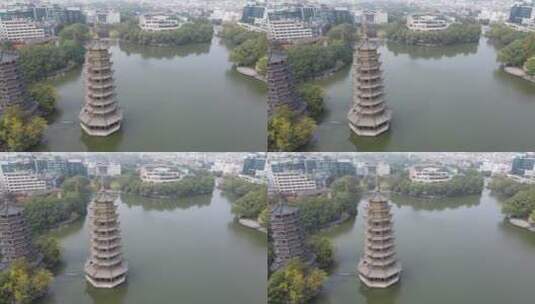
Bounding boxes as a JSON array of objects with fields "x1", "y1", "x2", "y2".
[
  {"x1": 267, "y1": 47, "x2": 306, "y2": 116},
  {"x1": 242, "y1": 156, "x2": 266, "y2": 176},
  {"x1": 509, "y1": 2, "x2": 534, "y2": 24},
  {"x1": 358, "y1": 193, "x2": 401, "y2": 288},
  {"x1": 270, "y1": 204, "x2": 308, "y2": 270},
  {"x1": 79, "y1": 41, "x2": 123, "y2": 137},
  {"x1": 511, "y1": 153, "x2": 535, "y2": 176},
  {"x1": 347, "y1": 28, "x2": 392, "y2": 137},
  {"x1": 241, "y1": 2, "x2": 266, "y2": 24},
  {"x1": 84, "y1": 189, "x2": 128, "y2": 288},
  {"x1": 0, "y1": 200, "x2": 34, "y2": 268},
  {"x1": 0, "y1": 18, "x2": 46, "y2": 42},
  {"x1": 0, "y1": 51, "x2": 37, "y2": 113}
]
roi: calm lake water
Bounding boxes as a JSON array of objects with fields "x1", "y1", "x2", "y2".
[
  {"x1": 307, "y1": 38, "x2": 535, "y2": 151},
  {"x1": 39, "y1": 188, "x2": 267, "y2": 304},
  {"x1": 39, "y1": 38, "x2": 267, "y2": 152},
  {"x1": 314, "y1": 188, "x2": 535, "y2": 304}
]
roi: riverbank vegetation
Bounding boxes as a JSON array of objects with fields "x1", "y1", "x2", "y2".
[
  {"x1": 295, "y1": 176, "x2": 362, "y2": 233},
  {"x1": 487, "y1": 23, "x2": 535, "y2": 71},
  {"x1": 220, "y1": 176, "x2": 267, "y2": 225},
  {"x1": 390, "y1": 170, "x2": 484, "y2": 198},
  {"x1": 489, "y1": 175, "x2": 535, "y2": 220},
  {"x1": 385, "y1": 21, "x2": 481, "y2": 46},
  {"x1": 115, "y1": 19, "x2": 213, "y2": 46},
  {"x1": 23, "y1": 176, "x2": 92, "y2": 235},
  {"x1": 308, "y1": 236, "x2": 334, "y2": 270},
  {"x1": 268, "y1": 106, "x2": 317, "y2": 152},
  {"x1": 268, "y1": 259, "x2": 326, "y2": 304},
  {"x1": 0, "y1": 259, "x2": 53, "y2": 304},
  {"x1": 118, "y1": 172, "x2": 214, "y2": 198},
  {"x1": 0, "y1": 106, "x2": 47, "y2": 152}
]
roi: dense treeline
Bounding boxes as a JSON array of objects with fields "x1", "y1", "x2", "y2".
[
  {"x1": 116, "y1": 19, "x2": 214, "y2": 46},
  {"x1": 119, "y1": 173, "x2": 215, "y2": 198},
  {"x1": 220, "y1": 176, "x2": 267, "y2": 223},
  {"x1": 268, "y1": 259, "x2": 326, "y2": 304},
  {"x1": 390, "y1": 170, "x2": 484, "y2": 198},
  {"x1": 485, "y1": 23, "x2": 527, "y2": 46},
  {"x1": 489, "y1": 175, "x2": 535, "y2": 221},
  {"x1": 486, "y1": 23, "x2": 535, "y2": 73},
  {"x1": 23, "y1": 176, "x2": 91, "y2": 235},
  {"x1": 385, "y1": 22, "x2": 481, "y2": 46},
  {"x1": 0, "y1": 259, "x2": 53, "y2": 304},
  {"x1": 296, "y1": 176, "x2": 362, "y2": 233}
]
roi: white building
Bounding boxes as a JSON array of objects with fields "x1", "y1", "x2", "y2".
[
  {"x1": 376, "y1": 162, "x2": 391, "y2": 177},
  {"x1": 407, "y1": 14, "x2": 452, "y2": 32},
  {"x1": 139, "y1": 15, "x2": 181, "y2": 32},
  {"x1": 409, "y1": 166, "x2": 453, "y2": 183},
  {"x1": 271, "y1": 171, "x2": 317, "y2": 195},
  {"x1": 0, "y1": 170, "x2": 47, "y2": 194},
  {"x1": 354, "y1": 10, "x2": 388, "y2": 25},
  {"x1": 87, "y1": 162, "x2": 121, "y2": 177},
  {"x1": 0, "y1": 18, "x2": 46, "y2": 42},
  {"x1": 268, "y1": 19, "x2": 314, "y2": 42},
  {"x1": 140, "y1": 166, "x2": 182, "y2": 183}
]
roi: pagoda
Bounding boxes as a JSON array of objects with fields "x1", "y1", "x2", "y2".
[
  {"x1": 84, "y1": 188, "x2": 128, "y2": 288},
  {"x1": 0, "y1": 51, "x2": 37, "y2": 114},
  {"x1": 357, "y1": 192, "x2": 401, "y2": 288},
  {"x1": 0, "y1": 198, "x2": 34, "y2": 268},
  {"x1": 347, "y1": 24, "x2": 392, "y2": 137},
  {"x1": 270, "y1": 203, "x2": 308, "y2": 271},
  {"x1": 79, "y1": 41, "x2": 123, "y2": 137},
  {"x1": 267, "y1": 46, "x2": 306, "y2": 116}
]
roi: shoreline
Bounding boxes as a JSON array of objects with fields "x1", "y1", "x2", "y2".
[
  {"x1": 503, "y1": 66, "x2": 535, "y2": 84},
  {"x1": 508, "y1": 217, "x2": 535, "y2": 232},
  {"x1": 238, "y1": 218, "x2": 267, "y2": 233}
]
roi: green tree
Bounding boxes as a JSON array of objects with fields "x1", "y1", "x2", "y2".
[
  {"x1": 308, "y1": 236, "x2": 334, "y2": 270},
  {"x1": 58, "y1": 23, "x2": 91, "y2": 45},
  {"x1": 0, "y1": 106, "x2": 47, "y2": 151},
  {"x1": 498, "y1": 39, "x2": 528, "y2": 66},
  {"x1": 268, "y1": 106, "x2": 316, "y2": 152},
  {"x1": 268, "y1": 259, "x2": 326, "y2": 304},
  {"x1": 0, "y1": 259, "x2": 53, "y2": 304},
  {"x1": 229, "y1": 35, "x2": 268, "y2": 67},
  {"x1": 255, "y1": 56, "x2": 268, "y2": 76},
  {"x1": 326, "y1": 23, "x2": 357, "y2": 45},
  {"x1": 29, "y1": 83, "x2": 58, "y2": 115},
  {"x1": 525, "y1": 56, "x2": 535, "y2": 76},
  {"x1": 35, "y1": 236, "x2": 61, "y2": 269},
  {"x1": 298, "y1": 84, "x2": 325, "y2": 121},
  {"x1": 231, "y1": 187, "x2": 267, "y2": 219},
  {"x1": 502, "y1": 188, "x2": 535, "y2": 219}
]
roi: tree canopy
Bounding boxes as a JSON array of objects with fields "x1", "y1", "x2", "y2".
[
  {"x1": 298, "y1": 84, "x2": 325, "y2": 121},
  {"x1": 119, "y1": 172, "x2": 215, "y2": 198},
  {"x1": 502, "y1": 188, "x2": 535, "y2": 219},
  {"x1": 28, "y1": 83, "x2": 58, "y2": 115},
  {"x1": 268, "y1": 106, "x2": 316, "y2": 152},
  {"x1": 117, "y1": 19, "x2": 214, "y2": 46},
  {"x1": 0, "y1": 106, "x2": 47, "y2": 152},
  {"x1": 0, "y1": 259, "x2": 53, "y2": 304},
  {"x1": 268, "y1": 259, "x2": 326, "y2": 304},
  {"x1": 390, "y1": 170, "x2": 484, "y2": 198},
  {"x1": 385, "y1": 22, "x2": 481, "y2": 46}
]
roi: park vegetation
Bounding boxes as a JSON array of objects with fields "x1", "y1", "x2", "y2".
[
  {"x1": 489, "y1": 175, "x2": 535, "y2": 220},
  {"x1": 486, "y1": 23, "x2": 535, "y2": 74},
  {"x1": 116, "y1": 19, "x2": 214, "y2": 46},
  {"x1": 307, "y1": 236, "x2": 334, "y2": 270},
  {"x1": 390, "y1": 170, "x2": 484, "y2": 198},
  {"x1": 268, "y1": 259, "x2": 326, "y2": 304},
  {"x1": 0, "y1": 106, "x2": 47, "y2": 152},
  {"x1": 118, "y1": 172, "x2": 214, "y2": 198},
  {"x1": 294, "y1": 176, "x2": 362, "y2": 233},
  {"x1": 298, "y1": 84, "x2": 326, "y2": 121},
  {"x1": 220, "y1": 176, "x2": 267, "y2": 225},
  {"x1": 268, "y1": 106, "x2": 317, "y2": 152},
  {"x1": 0, "y1": 259, "x2": 53, "y2": 304},
  {"x1": 29, "y1": 83, "x2": 58, "y2": 116},
  {"x1": 385, "y1": 21, "x2": 481, "y2": 46},
  {"x1": 23, "y1": 176, "x2": 92, "y2": 235}
]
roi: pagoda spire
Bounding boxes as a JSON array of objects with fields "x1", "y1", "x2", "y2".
[
  {"x1": 347, "y1": 21, "x2": 392, "y2": 137},
  {"x1": 357, "y1": 191, "x2": 401, "y2": 288}
]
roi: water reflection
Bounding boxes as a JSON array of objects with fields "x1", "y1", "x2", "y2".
[
  {"x1": 390, "y1": 194, "x2": 480, "y2": 211},
  {"x1": 86, "y1": 282, "x2": 128, "y2": 304},
  {"x1": 386, "y1": 41, "x2": 478, "y2": 59},
  {"x1": 120, "y1": 193, "x2": 212, "y2": 211},
  {"x1": 118, "y1": 41, "x2": 211, "y2": 59},
  {"x1": 359, "y1": 282, "x2": 401, "y2": 304}
]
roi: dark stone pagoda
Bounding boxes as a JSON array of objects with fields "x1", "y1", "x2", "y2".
[
  {"x1": 267, "y1": 46, "x2": 306, "y2": 116},
  {"x1": 79, "y1": 41, "x2": 123, "y2": 137},
  {"x1": 357, "y1": 192, "x2": 401, "y2": 288},
  {"x1": 0, "y1": 197, "x2": 35, "y2": 269},
  {"x1": 347, "y1": 25, "x2": 392, "y2": 137},
  {"x1": 84, "y1": 188, "x2": 128, "y2": 288},
  {"x1": 270, "y1": 203, "x2": 309, "y2": 271},
  {"x1": 0, "y1": 51, "x2": 37, "y2": 114}
]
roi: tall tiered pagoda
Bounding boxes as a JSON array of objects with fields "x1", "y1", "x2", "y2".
[
  {"x1": 270, "y1": 204, "x2": 308, "y2": 271},
  {"x1": 84, "y1": 189, "x2": 128, "y2": 288},
  {"x1": 0, "y1": 199, "x2": 34, "y2": 268},
  {"x1": 267, "y1": 47, "x2": 306, "y2": 116},
  {"x1": 358, "y1": 192, "x2": 401, "y2": 288},
  {"x1": 0, "y1": 51, "x2": 37, "y2": 113},
  {"x1": 79, "y1": 41, "x2": 123, "y2": 137},
  {"x1": 347, "y1": 26, "x2": 392, "y2": 137}
]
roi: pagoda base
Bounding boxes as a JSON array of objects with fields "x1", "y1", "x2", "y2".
[
  {"x1": 358, "y1": 273, "x2": 400, "y2": 288},
  {"x1": 85, "y1": 274, "x2": 126, "y2": 289},
  {"x1": 80, "y1": 122, "x2": 121, "y2": 137},
  {"x1": 349, "y1": 122, "x2": 390, "y2": 137}
]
